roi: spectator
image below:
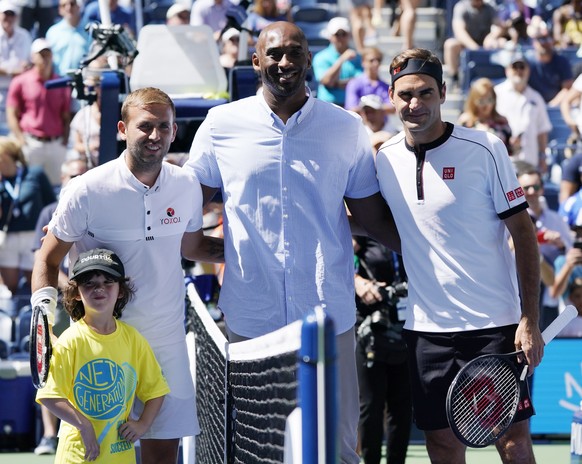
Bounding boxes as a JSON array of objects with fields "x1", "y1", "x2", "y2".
[
  {"x1": 516, "y1": 161, "x2": 572, "y2": 330},
  {"x1": 32, "y1": 156, "x2": 88, "y2": 456},
  {"x1": 443, "y1": 0, "x2": 505, "y2": 85},
  {"x1": 358, "y1": 94, "x2": 397, "y2": 150},
  {"x1": 18, "y1": 0, "x2": 58, "y2": 38},
  {"x1": 559, "y1": 277, "x2": 582, "y2": 337},
  {"x1": 36, "y1": 248, "x2": 170, "y2": 462},
  {"x1": 32, "y1": 87, "x2": 224, "y2": 464},
  {"x1": 348, "y1": 0, "x2": 377, "y2": 54},
  {"x1": 458, "y1": 77, "x2": 515, "y2": 155},
  {"x1": 166, "y1": 2, "x2": 190, "y2": 25},
  {"x1": 553, "y1": 191, "x2": 582, "y2": 302},
  {"x1": 68, "y1": 70, "x2": 104, "y2": 167},
  {"x1": 526, "y1": 19, "x2": 574, "y2": 107},
  {"x1": 495, "y1": 51, "x2": 552, "y2": 174},
  {"x1": 0, "y1": 136, "x2": 55, "y2": 296},
  {"x1": 553, "y1": 0, "x2": 582, "y2": 48},
  {"x1": 560, "y1": 71, "x2": 582, "y2": 155},
  {"x1": 344, "y1": 46, "x2": 392, "y2": 113},
  {"x1": 0, "y1": 0, "x2": 32, "y2": 136},
  {"x1": 559, "y1": 150, "x2": 582, "y2": 204},
  {"x1": 81, "y1": 0, "x2": 135, "y2": 37},
  {"x1": 353, "y1": 236, "x2": 411, "y2": 464},
  {"x1": 219, "y1": 27, "x2": 240, "y2": 70},
  {"x1": 6, "y1": 38, "x2": 71, "y2": 187},
  {"x1": 372, "y1": 0, "x2": 419, "y2": 51},
  {"x1": 246, "y1": 0, "x2": 290, "y2": 34},
  {"x1": 312, "y1": 16, "x2": 363, "y2": 107},
  {"x1": 185, "y1": 22, "x2": 400, "y2": 464},
  {"x1": 45, "y1": 0, "x2": 91, "y2": 77},
  {"x1": 190, "y1": 0, "x2": 233, "y2": 42}
]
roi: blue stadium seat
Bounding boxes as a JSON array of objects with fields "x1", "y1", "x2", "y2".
[
  {"x1": 14, "y1": 306, "x2": 31, "y2": 354},
  {"x1": 228, "y1": 65, "x2": 259, "y2": 101},
  {"x1": 459, "y1": 49, "x2": 506, "y2": 94}
]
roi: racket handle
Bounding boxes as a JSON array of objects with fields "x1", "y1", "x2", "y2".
[{"x1": 542, "y1": 305, "x2": 578, "y2": 344}]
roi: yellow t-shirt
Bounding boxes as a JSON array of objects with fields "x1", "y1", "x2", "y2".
[{"x1": 36, "y1": 318, "x2": 171, "y2": 464}]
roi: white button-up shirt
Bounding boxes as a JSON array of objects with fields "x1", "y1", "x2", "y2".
[{"x1": 186, "y1": 90, "x2": 379, "y2": 338}]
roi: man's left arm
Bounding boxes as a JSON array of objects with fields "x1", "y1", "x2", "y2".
[
  {"x1": 504, "y1": 209, "x2": 544, "y2": 372},
  {"x1": 345, "y1": 192, "x2": 401, "y2": 254},
  {"x1": 181, "y1": 230, "x2": 224, "y2": 263}
]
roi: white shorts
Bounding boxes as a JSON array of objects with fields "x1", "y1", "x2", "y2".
[
  {"x1": 132, "y1": 338, "x2": 200, "y2": 439},
  {"x1": 0, "y1": 230, "x2": 36, "y2": 270}
]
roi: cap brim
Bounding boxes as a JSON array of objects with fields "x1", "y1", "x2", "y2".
[{"x1": 72, "y1": 266, "x2": 122, "y2": 280}]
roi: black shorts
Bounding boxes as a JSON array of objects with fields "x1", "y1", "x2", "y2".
[{"x1": 402, "y1": 325, "x2": 535, "y2": 431}]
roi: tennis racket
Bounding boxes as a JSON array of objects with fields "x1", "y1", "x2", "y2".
[
  {"x1": 446, "y1": 305, "x2": 578, "y2": 448},
  {"x1": 30, "y1": 304, "x2": 52, "y2": 389}
]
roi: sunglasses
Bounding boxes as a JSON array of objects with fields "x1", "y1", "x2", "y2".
[
  {"x1": 523, "y1": 184, "x2": 542, "y2": 192},
  {"x1": 2, "y1": 10, "x2": 15, "y2": 16},
  {"x1": 476, "y1": 97, "x2": 495, "y2": 106},
  {"x1": 511, "y1": 62, "x2": 526, "y2": 70},
  {"x1": 334, "y1": 31, "x2": 348, "y2": 38}
]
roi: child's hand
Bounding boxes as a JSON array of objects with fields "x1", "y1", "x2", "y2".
[
  {"x1": 118, "y1": 419, "x2": 149, "y2": 443},
  {"x1": 79, "y1": 422, "x2": 100, "y2": 461}
]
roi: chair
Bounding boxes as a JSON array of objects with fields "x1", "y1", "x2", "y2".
[
  {"x1": 546, "y1": 106, "x2": 577, "y2": 171},
  {"x1": 15, "y1": 305, "x2": 31, "y2": 354},
  {"x1": 228, "y1": 65, "x2": 259, "y2": 101},
  {"x1": 459, "y1": 49, "x2": 506, "y2": 94}
]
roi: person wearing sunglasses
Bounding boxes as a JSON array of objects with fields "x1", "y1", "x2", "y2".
[
  {"x1": 495, "y1": 51, "x2": 552, "y2": 176},
  {"x1": 312, "y1": 16, "x2": 363, "y2": 108}
]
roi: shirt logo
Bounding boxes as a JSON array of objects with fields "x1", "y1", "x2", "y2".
[
  {"x1": 442, "y1": 167, "x2": 455, "y2": 180},
  {"x1": 161, "y1": 206, "x2": 181, "y2": 225},
  {"x1": 507, "y1": 190, "x2": 516, "y2": 201},
  {"x1": 515, "y1": 187, "x2": 524, "y2": 198}
]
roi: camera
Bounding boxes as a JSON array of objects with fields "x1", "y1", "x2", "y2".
[{"x1": 574, "y1": 240, "x2": 582, "y2": 250}]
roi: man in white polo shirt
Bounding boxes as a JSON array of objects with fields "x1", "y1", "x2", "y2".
[
  {"x1": 376, "y1": 48, "x2": 544, "y2": 464},
  {"x1": 31, "y1": 87, "x2": 224, "y2": 464}
]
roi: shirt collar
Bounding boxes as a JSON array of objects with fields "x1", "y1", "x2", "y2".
[{"x1": 258, "y1": 86, "x2": 314, "y2": 125}]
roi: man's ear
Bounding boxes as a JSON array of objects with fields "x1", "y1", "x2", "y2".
[{"x1": 118, "y1": 120, "x2": 127, "y2": 140}]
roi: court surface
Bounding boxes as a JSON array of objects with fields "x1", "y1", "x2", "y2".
[{"x1": 0, "y1": 441, "x2": 571, "y2": 463}]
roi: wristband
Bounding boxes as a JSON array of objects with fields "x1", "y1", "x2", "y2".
[{"x1": 31, "y1": 286, "x2": 58, "y2": 326}]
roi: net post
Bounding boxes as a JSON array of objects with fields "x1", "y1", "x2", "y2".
[{"x1": 299, "y1": 306, "x2": 338, "y2": 464}]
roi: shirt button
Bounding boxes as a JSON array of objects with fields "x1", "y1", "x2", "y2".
[
  {"x1": 147, "y1": 211, "x2": 151, "y2": 215},
  {"x1": 147, "y1": 226, "x2": 151, "y2": 230}
]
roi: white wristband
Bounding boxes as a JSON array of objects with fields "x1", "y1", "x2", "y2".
[{"x1": 31, "y1": 286, "x2": 58, "y2": 326}]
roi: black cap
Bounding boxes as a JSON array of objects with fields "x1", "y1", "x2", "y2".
[{"x1": 71, "y1": 248, "x2": 125, "y2": 280}]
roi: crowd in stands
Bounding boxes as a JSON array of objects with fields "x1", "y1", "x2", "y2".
[{"x1": 2, "y1": 0, "x2": 582, "y2": 460}]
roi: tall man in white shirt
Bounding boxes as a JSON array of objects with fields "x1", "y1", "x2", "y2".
[{"x1": 185, "y1": 21, "x2": 400, "y2": 464}]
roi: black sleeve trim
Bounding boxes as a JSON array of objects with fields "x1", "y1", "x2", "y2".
[{"x1": 498, "y1": 201, "x2": 529, "y2": 220}]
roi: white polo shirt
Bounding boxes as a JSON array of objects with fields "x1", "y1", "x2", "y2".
[
  {"x1": 50, "y1": 152, "x2": 203, "y2": 347},
  {"x1": 376, "y1": 124, "x2": 528, "y2": 332}
]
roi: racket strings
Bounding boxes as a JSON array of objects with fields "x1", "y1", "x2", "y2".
[{"x1": 450, "y1": 357, "x2": 520, "y2": 446}]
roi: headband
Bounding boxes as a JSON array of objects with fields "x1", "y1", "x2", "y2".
[{"x1": 390, "y1": 59, "x2": 443, "y2": 87}]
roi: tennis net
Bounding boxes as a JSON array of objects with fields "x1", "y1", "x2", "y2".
[{"x1": 187, "y1": 284, "x2": 303, "y2": 463}]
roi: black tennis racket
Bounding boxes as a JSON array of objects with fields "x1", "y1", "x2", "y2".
[
  {"x1": 30, "y1": 305, "x2": 52, "y2": 389},
  {"x1": 446, "y1": 305, "x2": 578, "y2": 448}
]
